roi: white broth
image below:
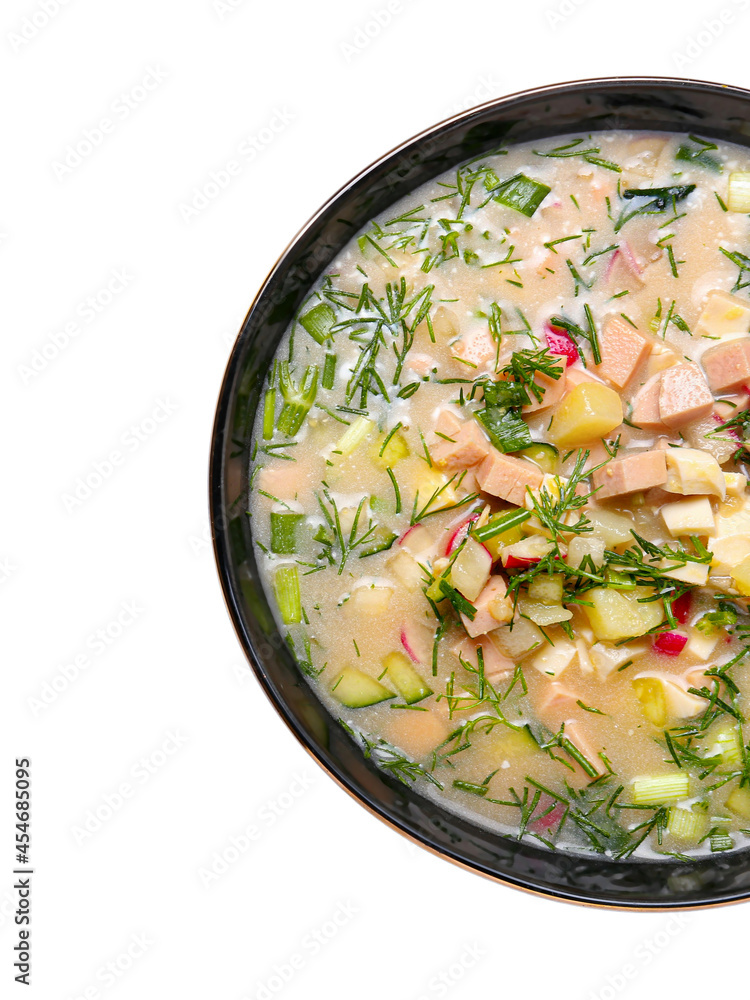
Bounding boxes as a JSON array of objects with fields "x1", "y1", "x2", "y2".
[{"x1": 249, "y1": 130, "x2": 750, "y2": 859}]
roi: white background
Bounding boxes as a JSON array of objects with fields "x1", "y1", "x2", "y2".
[{"x1": 4, "y1": 0, "x2": 750, "y2": 997}]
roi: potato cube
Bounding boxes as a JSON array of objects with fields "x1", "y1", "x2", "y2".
[
  {"x1": 665, "y1": 448, "x2": 726, "y2": 500},
  {"x1": 695, "y1": 289, "x2": 750, "y2": 338},
  {"x1": 582, "y1": 587, "x2": 663, "y2": 641},
  {"x1": 530, "y1": 639, "x2": 577, "y2": 678},
  {"x1": 548, "y1": 383, "x2": 623, "y2": 447},
  {"x1": 730, "y1": 555, "x2": 750, "y2": 596}
]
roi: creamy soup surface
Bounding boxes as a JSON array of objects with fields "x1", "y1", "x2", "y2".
[{"x1": 249, "y1": 130, "x2": 750, "y2": 859}]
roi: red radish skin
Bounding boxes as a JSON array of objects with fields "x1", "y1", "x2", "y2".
[
  {"x1": 712, "y1": 411, "x2": 740, "y2": 439},
  {"x1": 444, "y1": 513, "x2": 480, "y2": 556},
  {"x1": 654, "y1": 632, "x2": 688, "y2": 656},
  {"x1": 503, "y1": 554, "x2": 541, "y2": 570},
  {"x1": 544, "y1": 323, "x2": 578, "y2": 367},
  {"x1": 671, "y1": 592, "x2": 692, "y2": 625},
  {"x1": 400, "y1": 622, "x2": 433, "y2": 665},
  {"x1": 532, "y1": 799, "x2": 565, "y2": 832}
]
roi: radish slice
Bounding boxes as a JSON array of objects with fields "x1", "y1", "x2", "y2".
[
  {"x1": 445, "y1": 512, "x2": 480, "y2": 556},
  {"x1": 400, "y1": 622, "x2": 434, "y2": 665},
  {"x1": 398, "y1": 523, "x2": 433, "y2": 556},
  {"x1": 532, "y1": 798, "x2": 565, "y2": 832},
  {"x1": 654, "y1": 632, "x2": 688, "y2": 656},
  {"x1": 671, "y1": 592, "x2": 692, "y2": 624},
  {"x1": 451, "y1": 537, "x2": 492, "y2": 602},
  {"x1": 544, "y1": 322, "x2": 578, "y2": 367},
  {"x1": 501, "y1": 535, "x2": 557, "y2": 569}
]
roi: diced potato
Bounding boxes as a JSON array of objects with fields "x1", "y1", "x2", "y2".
[
  {"x1": 567, "y1": 535, "x2": 606, "y2": 568},
  {"x1": 582, "y1": 587, "x2": 663, "y2": 641},
  {"x1": 586, "y1": 509, "x2": 633, "y2": 546},
  {"x1": 371, "y1": 430, "x2": 409, "y2": 468},
  {"x1": 633, "y1": 677, "x2": 667, "y2": 726},
  {"x1": 665, "y1": 449, "x2": 726, "y2": 500},
  {"x1": 491, "y1": 619, "x2": 544, "y2": 659},
  {"x1": 387, "y1": 550, "x2": 425, "y2": 591},
  {"x1": 696, "y1": 287, "x2": 750, "y2": 336},
  {"x1": 727, "y1": 172, "x2": 750, "y2": 214},
  {"x1": 731, "y1": 555, "x2": 750, "y2": 596},
  {"x1": 344, "y1": 585, "x2": 394, "y2": 617},
  {"x1": 386, "y1": 710, "x2": 451, "y2": 760},
  {"x1": 525, "y1": 474, "x2": 568, "y2": 511},
  {"x1": 530, "y1": 639, "x2": 577, "y2": 678},
  {"x1": 725, "y1": 472, "x2": 748, "y2": 498},
  {"x1": 548, "y1": 383, "x2": 623, "y2": 447},
  {"x1": 527, "y1": 574, "x2": 564, "y2": 604},
  {"x1": 432, "y1": 306, "x2": 460, "y2": 340},
  {"x1": 661, "y1": 497, "x2": 715, "y2": 538},
  {"x1": 516, "y1": 599, "x2": 573, "y2": 626},
  {"x1": 726, "y1": 784, "x2": 750, "y2": 820},
  {"x1": 415, "y1": 469, "x2": 457, "y2": 514},
  {"x1": 711, "y1": 535, "x2": 750, "y2": 575}
]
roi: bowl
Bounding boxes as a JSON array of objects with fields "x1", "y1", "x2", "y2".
[{"x1": 210, "y1": 76, "x2": 750, "y2": 908}]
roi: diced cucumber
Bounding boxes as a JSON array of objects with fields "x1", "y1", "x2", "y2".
[
  {"x1": 330, "y1": 667, "x2": 394, "y2": 708},
  {"x1": 382, "y1": 652, "x2": 432, "y2": 704},
  {"x1": 726, "y1": 784, "x2": 750, "y2": 820},
  {"x1": 358, "y1": 525, "x2": 397, "y2": 559},
  {"x1": 518, "y1": 442, "x2": 559, "y2": 474}
]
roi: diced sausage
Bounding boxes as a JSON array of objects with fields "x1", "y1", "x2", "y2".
[
  {"x1": 592, "y1": 450, "x2": 667, "y2": 498},
  {"x1": 565, "y1": 366, "x2": 600, "y2": 390},
  {"x1": 460, "y1": 575, "x2": 513, "y2": 638},
  {"x1": 522, "y1": 359, "x2": 568, "y2": 413},
  {"x1": 631, "y1": 372, "x2": 668, "y2": 431},
  {"x1": 658, "y1": 362, "x2": 714, "y2": 429},
  {"x1": 476, "y1": 447, "x2": 544, "y2": 506},
  {"x1": 701, "y1": 337, "x2": 750, "y2": 393},
  {"x1": 451, "y1": 328, "x2": 497, "y2": 367},
  {"x1": 591, "y1": 316, "x2": 650, "y2": 389},
  {"x1": 432, "y1": 420, "x2": 490, "y2": 469},
  {"x1": 433, "y1": 408, "x2": 463, "y2": 440},
  {"x1": 562, "y1": 721, "x2": 608, "y2": 776},
  {"x1": 537, "y1": 682, "x2": 579, "y2": 721},
  {"x1": 453, "y1": 636, "x2": 514, "y2": 686}
]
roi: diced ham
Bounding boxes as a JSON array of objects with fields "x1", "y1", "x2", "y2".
[
  {"x1": 592, "y1": 450, "x2": 667, "y2": 498},
  {"x1": 460, "y1": 575, "x2": 513, "y2": 638},
  {"x1": 407, "y1": 353, "x2": 436, "y2": 377},
  {"x1": 537, "y1": 682, "x2": 579, "y2": 721},
  {"x1": 476, "y1": 447, "x2": 544, "y2": 506},
  {"x1": 658, "y1": 362, "x2": 714, "y2": 429},
  {"x1": 432, "y1": 419, "x2": 490, "y2": 469},
  {"x1": 564, "y1": 366, "x2": 602, "y2": 391},
  {"x1": 452, "y1": 636, "x2": 514, "y2": 686},
  {"x1": 522, "y1": 360, "x2": 567, "y2": 413},
  {"x1": 562, "y1": 721, "x2": 608, "y2": 776},
  {"x1": 433, "y1": 408, "x2": 463, "y2": 440},
  {"x1": 591, "y1": 316, "x2": 650, "y2": 389},
  {"x1": 701, "y1": 337, "x2": 750, "y2": 393},
  {"x1": 631, "y1": 372, "x2": 668, "y2": 431},
  {"x1": 451, "y1": 328, "x2": 497, "y2": 367}
]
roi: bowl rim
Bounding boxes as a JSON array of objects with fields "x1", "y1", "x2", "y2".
[{"x1": 210, "y1": 75, "x2": 750, "y2": 909}]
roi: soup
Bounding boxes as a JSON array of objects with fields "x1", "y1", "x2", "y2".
[{"x1": 249, "y1": 129, "x2": 750, "y2": 859}]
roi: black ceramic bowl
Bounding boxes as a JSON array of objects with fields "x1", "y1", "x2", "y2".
[{"x1": 211, "y1": 77, "x2": 750, "y2": 908}]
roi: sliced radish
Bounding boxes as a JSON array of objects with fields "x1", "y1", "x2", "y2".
[
  {"x1": 451, "y1": 537, "x2": 492, "y2": 602},
  {"x1": 444, "y1": 512, "x2": 480, "y2": 556},
  {"x1": 544, "y1": 322, "x2": 578, "y2": 367},
  {"x1": 532, "y1": 798, "x2": 565, "y2": 832},
  {"x1": 398, "y1": 523, "x2": 433, "y2": 556},
  {"x1": 671, "y1": 592, "x2": 692, "y2": 625},
  {"x1": 400, "y1": 621, "x2": 434, "y2": 665},
  {"x1": 712, "y1": 411, "x2": 740, "y2": 439},
  {"x1": 653, "y1": 631, "x2": 688, "y2": 656},
  {"x1": 501, "y1": 535, "x2": 556, "y2": 569}
]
